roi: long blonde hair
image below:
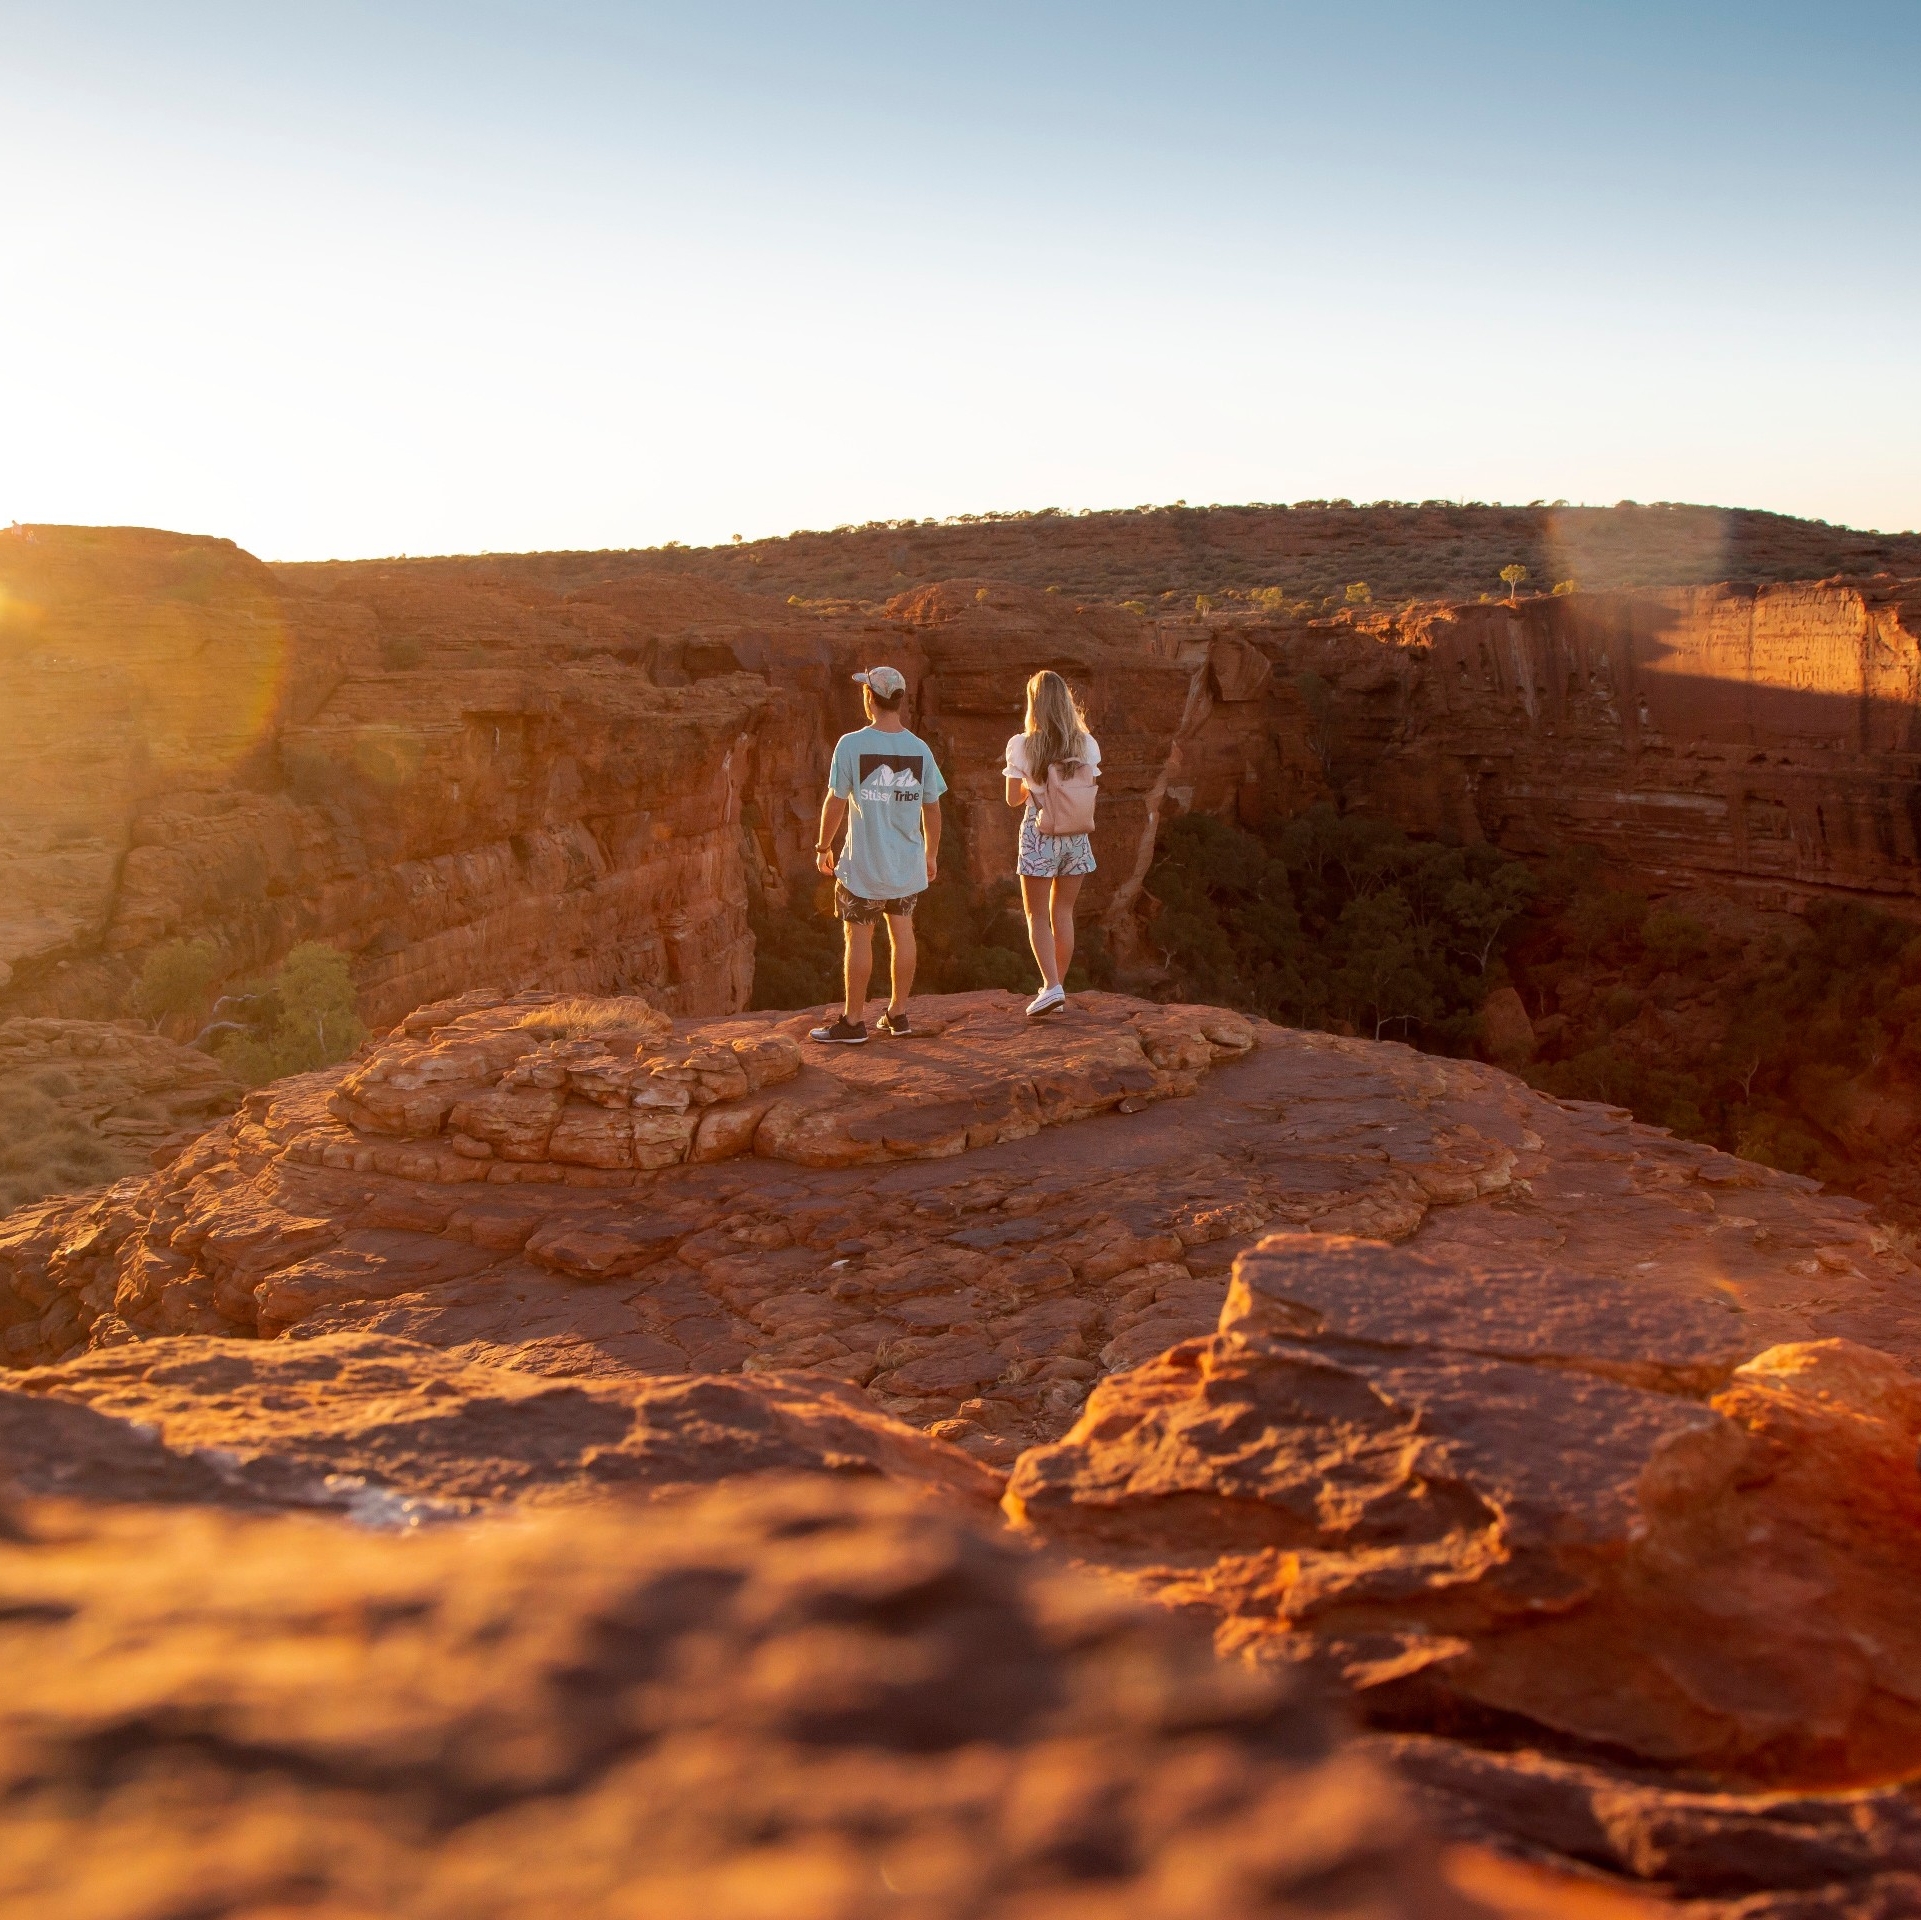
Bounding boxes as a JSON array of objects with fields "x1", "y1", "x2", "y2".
[{"x1": 1023, "y1": 670, "x2": 1092, "y2": 783}]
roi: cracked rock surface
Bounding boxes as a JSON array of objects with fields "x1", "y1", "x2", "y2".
[
  {"x1": 1008, "y1": 1235, "x2": 1921, "y2": 1789},
  {"x1": 5, "y1": 989, "x2": 1919, "y2": 1913}
]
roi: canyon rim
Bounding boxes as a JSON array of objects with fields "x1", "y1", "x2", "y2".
[{"x1": 5, "y1": 503, "x2": 1921, "y2": 1917}]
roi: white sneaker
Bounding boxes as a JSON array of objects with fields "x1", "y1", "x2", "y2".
[{"x1": 1026, "y1": 984, "x2": 1066, "y2": 1017}]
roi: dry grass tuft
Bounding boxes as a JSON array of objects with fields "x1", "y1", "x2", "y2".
[
  {"x1": 515, "y1": 997, "x2": 673, "y2": 1044},
  {"x1": 0, "y1": 1080, "x2": 128, "y2": 1216}
]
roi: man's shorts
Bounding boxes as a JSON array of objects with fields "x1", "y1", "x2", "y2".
[{"x1": 835, "y1": 882, "x2": 920, "y2": 924}]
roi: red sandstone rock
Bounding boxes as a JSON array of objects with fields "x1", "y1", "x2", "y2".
[
  {"x1": 8, "y1": 525, "x2": 1918, "y2": 1043},
  {"x1": 1287, "y1": 581, "x2": 1921, "y2": 917},
  {"x1": 7, "y1": 995, "x2": 1912, "y2": 1474},
  {"x1": 1378, "y1": 1730, "x2": 1921, "y2": 1915},
  {"x1": 2, "y1": 1331, "x2": 1002, "y2": 1515},
  {"x1": 1007, "y1": 1233, "x2": 1921, "y2": 1788},
  {"x1": 0, "y1": 1474, "x2": 1502, "y2": 1918}
]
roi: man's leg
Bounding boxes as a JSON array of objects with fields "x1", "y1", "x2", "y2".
[
  {"x1": 1050, "y1": 875, "x2": 1085, "y2": 983},
  {"x1": 884, "y1": 911, "x2": 916, "y2": 1011},
  {"x1": 1021, "y1": 875, "x2": 1059, "y2": 989},
  {"x1": 842, "y1": 918, "x2": 874, "y2": 1022}
]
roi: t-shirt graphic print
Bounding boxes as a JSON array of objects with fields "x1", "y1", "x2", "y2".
[
  {"x1": 858, "y1": 753, "x2": 926, "y2": 797},
  {"x1": 829, "y1": 725, "x2": 947, "y2": 901}
]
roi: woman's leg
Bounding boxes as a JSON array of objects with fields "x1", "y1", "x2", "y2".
[
  {"x1": 1050, "y1": 874, "x2": 1085, "y2": 984},
  {"x1": 1021, "y1": 875, "x2": 1060, "y2": 989}
]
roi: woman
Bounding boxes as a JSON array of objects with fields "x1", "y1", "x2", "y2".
[{"x1": 1003, "y1": 670, "x2": 1099, "y2": 1017}]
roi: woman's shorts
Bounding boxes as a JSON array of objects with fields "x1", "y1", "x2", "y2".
[{"x1": 1017, "y1": 802, "x2": 1096, "y2": 880}]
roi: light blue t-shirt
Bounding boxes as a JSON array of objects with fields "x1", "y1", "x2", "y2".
[{"x1": 830, "y1": 725, "x2": 947, "y2": 900}]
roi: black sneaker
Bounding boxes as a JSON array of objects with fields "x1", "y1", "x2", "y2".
[
  {"x1": 875, "y1": 1009, "x2": 912, "y2": 1037},
  {"x1": 808, "y1": 1016, "x2": 868, "y2": 1045}
]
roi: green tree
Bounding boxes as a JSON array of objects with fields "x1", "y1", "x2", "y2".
[
  {"x1": 1331, "y1": 890, "x2": 1440, "y2": 1038},
  {"x1": 1344, "y1": 582, "x2": 1372, "y2": 605},
  {"x1": 216, "y1": 943, "x2": 365, "y2": 1085},
  {"x1": 1443, "y1": 864, "x2": 1538, "y2": 971},
  {"x1": 1565, "y1": 889, "x2": 1648, "y2": 964},
  {"x1": 1500, "y1": 563, "x2": 1528, "y2": 599},
  {"x1": 129, "y1": 939, "x2": 221, "y2": 1033}
]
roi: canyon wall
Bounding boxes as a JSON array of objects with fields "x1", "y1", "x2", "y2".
[
  {"x1": 1288, "y1": 579, "x2": 1921, "y2": 915},
  {"x1": 6, "y1": 522, "x2": 1919, "y2": 1039},
  {"x1": 0, "y1": 532, "x2": 821, "y2": 1024},
  {"x1": 0, "y1": 530, "x2": 1316, "y2": 1023}
]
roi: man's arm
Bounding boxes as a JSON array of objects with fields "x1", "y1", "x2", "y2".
[
  {"x1": 816, "y1": 792, "x2": 848, "y2": 876},
  {"x1": 922, "y1": 800, "x2": 941, "y2": 883}
]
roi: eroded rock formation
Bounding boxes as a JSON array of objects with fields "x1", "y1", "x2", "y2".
[
  {"x1": 13, "y1": 522, "x2": 1919, "y2": 1043},
  {"x1": 1299, "y1": 581, "x2": 1921, "y2": 915},
  {"x1": 0, "y1": 1017, "x2": 240, "y2": 1215},
  {"x1": 5, "y1": 986, "x2": 1919, "y2": 1910},
  {"x1": 1008, "y1": 1239, "x2": 1921, "y2": 1787}
]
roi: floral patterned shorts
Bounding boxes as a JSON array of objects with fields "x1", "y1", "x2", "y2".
[{"x1": 1017, "y1": 801, "x2": 1096, "y2": 880}]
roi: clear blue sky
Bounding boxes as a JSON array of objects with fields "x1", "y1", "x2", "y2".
[{"x1": 4, "y1": 2, "x2": 1916, "y2": 559}]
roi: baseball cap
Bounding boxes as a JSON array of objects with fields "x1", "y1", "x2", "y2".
[{"x1": 853, "y1": 665, "x2": 907, "y2": 698}]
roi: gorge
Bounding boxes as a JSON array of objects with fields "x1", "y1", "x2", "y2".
[{"x1": 5, "y1": 505, "x2": 1921, "y2": 1915}]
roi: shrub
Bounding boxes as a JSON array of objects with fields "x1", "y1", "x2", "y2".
[
  {"x1": 215, "y1": 943, "x2": 366, "y2": 1086},
  {"x1": 129, "y1": 939, "x2": 222, "y2": 1033},
  {"x1": 517, "y1": 998, "x2": 671, "y2": 1044},
  {"x1": 1642, "y1": 908, "x2": 1712, "y2": 972}
]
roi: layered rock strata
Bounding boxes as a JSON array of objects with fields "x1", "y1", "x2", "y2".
[
  {"x1": 1, "y1": 1331, "x2": 1002, "y2": 1518},
  {"x1": 6, "y1": 988, "x2": 1919, "y2": 1909},
  {"x1": 1284, "y1": 579, "x2": 1921, "y2": 915},
  {"x1": 5, "y1": 992, "x2": 1909, "y2": 1444},
  {"x1": 8, "y1": 524, "x2": 1921, "y2": 1046}
]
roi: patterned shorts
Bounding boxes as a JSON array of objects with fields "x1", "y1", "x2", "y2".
[
  {"x1": 1017, "y1": 802, "x2": 1097, "y2": 880},
  {"x1": 834, "y1": 881, "x2": 919, "y2": 923}
]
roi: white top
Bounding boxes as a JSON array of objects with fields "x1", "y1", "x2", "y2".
[{"x1": 1003, "y1": 730, "x2": 1101, "y2": 788}]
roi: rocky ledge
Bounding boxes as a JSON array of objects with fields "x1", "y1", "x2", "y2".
[{"x1": 4, "y1": 989, "x2": 1919, "y2": 1913}]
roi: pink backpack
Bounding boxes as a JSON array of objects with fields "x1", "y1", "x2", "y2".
[{"x1": 1036, "y1": 761, "x2": 1098, "y2": 836}]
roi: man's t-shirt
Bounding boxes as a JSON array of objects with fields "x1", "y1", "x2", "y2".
[{"x1": 830, "y1": 725, "x2": 947, "y2": 900}]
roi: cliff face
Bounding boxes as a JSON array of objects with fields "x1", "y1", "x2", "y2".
[
  {"x1": 7, "y1": 523, "x2": 1920, "y2": 1043},
  {"x1": 1296, "y1": 579, "x2": 1921, "y2": 914},
  {"x1": 0, "y1": 532, "x2": 799, "y2": 1024},
  {"x1": 0, "y1": 531, "x2": 1316, "y2": 1022}
]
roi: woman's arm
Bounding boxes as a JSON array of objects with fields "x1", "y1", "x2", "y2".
[{"x1": 1004, "y1": 776, "x2": 1028, "y2": 809}]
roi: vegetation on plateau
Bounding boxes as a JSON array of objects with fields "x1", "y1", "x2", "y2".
[
  {"x1": 131, "y1": 939, "x2": 367, "y2": 1086},
  {"x1": 0, "y1": 1070, "x2": 126, "y2": 1217}
]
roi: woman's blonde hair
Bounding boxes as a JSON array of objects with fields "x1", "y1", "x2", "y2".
[{"x1": 1022, "y1": 670, "x2": 1092, "y2": 783}]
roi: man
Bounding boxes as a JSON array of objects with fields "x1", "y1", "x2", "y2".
[{"x1": 809, "y1": 665, "x2": 945, "y2": 1044}]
